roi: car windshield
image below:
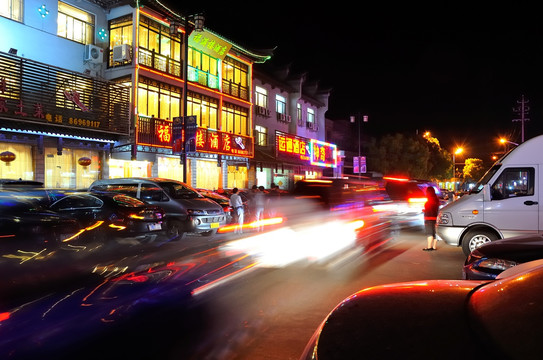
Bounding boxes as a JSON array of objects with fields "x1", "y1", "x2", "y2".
[
  {"x1": 159, "y1": 182, "x2": 202, "y2": 199},
  {"x1": 470, "y1": 164, "x2": 502, "y2": 194},
  {"x1": 112, "y1": 194, "x2": 146, "y2": 207}
]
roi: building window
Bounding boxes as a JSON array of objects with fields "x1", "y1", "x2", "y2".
[
  {"x1": 57, "y1": 1, "x2": 95, "y2": 44},
  {"x1": 255, "y1": 86, "x2": 268, "y2": 108},
  {"x1": 109, "y1": 16, "x2": 133, "y2": 47},
  {"x1": 276, "y1": 94, "x2": 286, "y2": 114},
  {"x1": 307, "y1": 108, "x2": 315, "y2": 127},
  {"x1": 188, "y1": 92, "x2": 219, "y2": 130},
  {"x1": 188, "y1": 47, "x2": 219, "y2": 89},
  {"x1": 0, "y1": 0, "x2": 22, "y2": 22},
  {"x1": 222, "y1": 57, "x2": 249, "y2": 100},
  {"x1": 137, "y1": 77, "x2": 181, "y2": 120},
  {"x1": 297, "y1": 103, "x2": 302, "y2": 123},
  {"x1": 255, "y1": 125, "x2": 268, "y2": 146},
  {"x1": 139, "y1": 16, "x2": 180, "y2": 60},
  {"x1": 222, "y1": 103, "x2": 249, "y2": 136}
]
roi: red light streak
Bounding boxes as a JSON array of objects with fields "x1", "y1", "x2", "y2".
[{"x1": 217, "y1": 217, "x2": 283, "y2": 233}]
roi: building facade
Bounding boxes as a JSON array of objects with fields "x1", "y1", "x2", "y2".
[
  {"x1": 251, "y1": 66, "x2": 337, "y2": 191},
  {"x1": 0, "y1": 0, "x2": 270, "y2": 189}
]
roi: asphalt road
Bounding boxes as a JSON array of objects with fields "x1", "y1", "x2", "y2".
[
  {"x1": 105, "y1": 225, "x2": 466, "y2": 360},
  {"x1": 1, "y1": 225, "x2": 466, "y2": 360}
]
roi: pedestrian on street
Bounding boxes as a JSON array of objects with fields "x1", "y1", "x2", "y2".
[
  {"x1": 267, "y1": 182, "x2": 281, "y2": 218},
  {"x1": 229, "y1": 187, "x2": 244, "y2": 234},
  {"x1": 253, "y1": 186, "x2": 266, "y2": 231},
  {"x1": 422, "y1": 186, "x2": 440, "y2": 251}
]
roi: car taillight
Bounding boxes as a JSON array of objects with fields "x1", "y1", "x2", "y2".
[
  {"x1": 408, "y1": 197, "x2": 427, "y2": 204},
  {"x1": 126, "y1": 208, "x2": 163, "y2": 220}
]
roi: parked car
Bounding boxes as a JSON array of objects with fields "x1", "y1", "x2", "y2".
[
  {"x1": 300, "y1": 260, "x2": 543, "y2": 360},
  {"x1": 196, "y1": 188, "x2": 233, "y2": 223},
  {"x1": 0, "y1": 195, "x2": 77, "y2": 250},
  {"x1": 89, "y1": 178, "x2": 226, "y2": 238},
  {"x1": 47, "y1": 191, "x2": 165, "y2": 244},
  {"x1": 463, "y1": 233, "x2": 543, "y2": 280}
]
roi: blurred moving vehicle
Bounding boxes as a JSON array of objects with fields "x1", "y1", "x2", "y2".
[
  {"x1": 437, "y1": 134, "x2": 543, "y2": 256},
  {"x1": 300, "y1": 259, "x2": 543, "y2": 360},
  {"x1": 291, "y1": 178, "x2": 394, "y2": 249},
  {"x1": 89, "y1": 178, "x2": 226, "y2": 238},
  {"x1": 383, "y1": 176, "x2": 442, "y2": 228},
  {"x1": 47, "y1": 191, "x2": 165, "y2": 244},
  {"x1": 463, "y1": 234, "x2": 543, "y2": 280}
]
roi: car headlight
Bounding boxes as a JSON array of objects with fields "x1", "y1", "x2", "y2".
[
  {"x1": 437, "y1": 212, "x2": 450, "y2": 225},
  {"x1": 187, "y1": 209, "x2": 206, "y2": 215},
  {"x1": 476, "y1": 258, "x2": 518, "y2": 271}
]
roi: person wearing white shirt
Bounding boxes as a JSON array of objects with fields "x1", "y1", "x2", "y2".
[{"x1": 229, "y1": 187, "x2": 244, "y2": 233}]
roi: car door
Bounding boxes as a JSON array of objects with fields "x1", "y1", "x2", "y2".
[
  {"x1": 485, "y1": 166, "x2": 539, "y2": 236},
  {"x1": 49, "y1": 194, "x2": 104, "y2": 228}
]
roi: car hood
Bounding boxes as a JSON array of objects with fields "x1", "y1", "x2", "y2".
[
  {"x1": 180, "y1": 197, "x2": 224, "y2": 211},
  {"x1": 472, "y1": 234, "x2": 543, "y2": 261},
  {"x1": 302, "y1": 279, "x2": 487, "y2": 359},
  {"x1": 302, "y1": 264, "x2": 543, "y2": 359}
]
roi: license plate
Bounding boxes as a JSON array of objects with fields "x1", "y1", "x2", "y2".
[
  {"x1": 148, "y1": 223, "x2": 162, "y2": 231},
  {"x1": 210, "y1": 222, "x2": 219, "y2": 229}
]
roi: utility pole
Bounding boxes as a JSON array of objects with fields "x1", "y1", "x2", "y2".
[{"x1": 512, "y1": 95, "x2": 530, "y2": 143}]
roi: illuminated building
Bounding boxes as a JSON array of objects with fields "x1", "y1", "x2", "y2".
[
  {"x1": 0, "y1": 0, "x2": 271, "y2": 188},
  {"x1": 251, "y1": 66, "x2": 336, "y2": 191}
]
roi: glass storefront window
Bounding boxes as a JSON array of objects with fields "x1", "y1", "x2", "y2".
[
  {"x1": 44, "y1": 148, "x2": 99, "y2": 188},
  {"x1": 109, "y1": 159, "x2": 151, "y2": 178},
  {"x1": 196, "y1": 160, "x2": 220, "y2": 190},
  {"x1": 227, "y1": 165, "x2": 247, "y2": 189},
  {"x1": 157, "y1": 156, "x2": 183, "y2": 181},
  {"x1": 0, "y1": 143, "x2": 33, "y2": 180}
]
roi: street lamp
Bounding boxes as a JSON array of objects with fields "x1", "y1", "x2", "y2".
[
  {"x1": 350, "y1": 114, "x2": 368, "y2": 177},
  {"x1": 170, "y1": 14, "x2": 205, "y2": 184},
  {"x1": 452, "y1": 147, "x2": 463, "y2": 191}
]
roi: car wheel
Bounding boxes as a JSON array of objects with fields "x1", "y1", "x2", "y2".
[
  {"x1": 201, "y1": 229, "x2": 218, "y2": 237},
  {"x1": 462, "y1": 228, "x2": 498, "y2": 256},
  {"x1": 166, "y1": 220, "x2": 186, "y2": 240}
]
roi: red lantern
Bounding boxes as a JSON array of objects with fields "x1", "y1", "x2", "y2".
[
  {"x1": 78, "y1": 157, "x2": 92, "y2": 167},
  {"x1": 0, "y1": 151, "x2": 16, "y2": 165}
]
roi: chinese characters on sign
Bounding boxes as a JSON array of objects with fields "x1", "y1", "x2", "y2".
[
  {"x1": 189, "y1": 30, "x2": 232, "y2": 60},
  {"x1": 137, "y1": 115, "x2": 254, "y2": 158},
  {"x1": 275, "y1": 131, "x2": 337, "y2": 168}
]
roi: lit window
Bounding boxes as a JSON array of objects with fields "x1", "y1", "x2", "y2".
[
  {"x1": 307, "y1": 108, "x2": 315, "y2": 127},
  {"x1": 255, "y1": 86, "x2": 268, "y2": 108},
  {"x1": 57, "y1": 1, "x2": 95, "y2": 44},
  {"x1": 0, "y1": 0, "x2": 22, "y2": 22},
  {"x1": 297, "y1": 103, "x2": 302, "y2": 123},
  {"x1": 255, "y1": 125, "x2": 268, "y2": 146},
  {"x1": 276, "y1": 95, "x2": 286, "y2": 114}
]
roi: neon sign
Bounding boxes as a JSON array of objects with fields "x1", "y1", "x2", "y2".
[
  {"x1": 275, "y1": 131, "x2": 337, "y2": 168},
  {"x1": 310, "y1": 139, "x2": 337, "y2": 168}
]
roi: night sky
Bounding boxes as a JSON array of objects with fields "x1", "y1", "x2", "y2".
[{"x1": 175, "y1": 3, "x2": 543, "y2": 159}]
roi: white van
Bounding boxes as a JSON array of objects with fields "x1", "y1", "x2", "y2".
[{"x1": 437, "y1": 135, "x2": 542, "y2": 256}]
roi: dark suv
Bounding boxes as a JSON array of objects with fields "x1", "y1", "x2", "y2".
[{"x1": 89, "y1": 178, "x2": 226, "y2": 238}]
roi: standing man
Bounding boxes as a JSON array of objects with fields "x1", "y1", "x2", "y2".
[
  {"x1": 253, "y1": 186, "x2": 266, "y2": 231},
  {"x1": 229, "y1": 187, "x2": 244, "y2": 234}
]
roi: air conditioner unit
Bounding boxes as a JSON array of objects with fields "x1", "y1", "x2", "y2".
[
  {"x1": 306, "y1": 121, "x2": 313, "y2": 129},
  {"x1": 113, "y1": 44, "x2": 131, "y2": 62},
  {"x1": 84, "y1": 44, "x2": 103, "y2": 64},
  {"x1": 286, "y1": 115, "x2": 292, "y2": 123},
  {"x1": 265, "y1": 109, "x2": 271, "y2": 116},
  {"x1": 277, "y1": 113, "x2": 286, "y2": 121},
  {"x1": 256, "y1": 105, "x2": 266, "y2": 115}
]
